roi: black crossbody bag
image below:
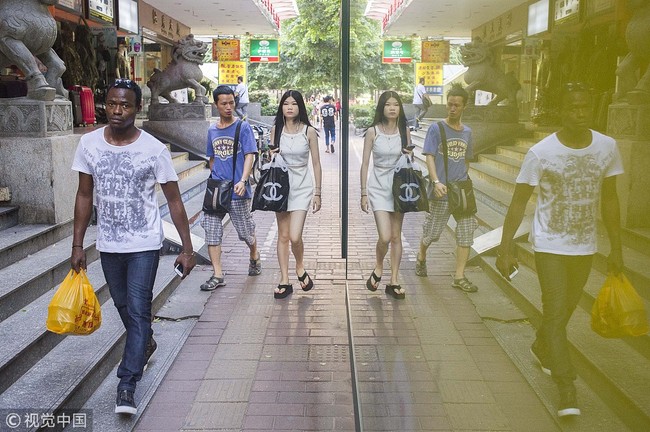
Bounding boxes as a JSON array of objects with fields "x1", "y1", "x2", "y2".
[
  {"x1": 438, "y1": 121, "x2": 477, "y2": 218},
  {"x1": 202, "y1": 120, "x2": 242, "y2": 214}
]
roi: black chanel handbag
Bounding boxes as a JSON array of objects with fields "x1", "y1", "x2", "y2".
[
  {"x1": 438, "y1": 121, "x2": 477, "y2": 219},
  {"x1": 252, "y1": 153, "x2": 290, "y2": 212},
  {"x1": 392, "y1": 154, "x2": 429, "y2": 213},
  {"x1": 203, "y1": 121, "x2": 242, "y2": 214}
]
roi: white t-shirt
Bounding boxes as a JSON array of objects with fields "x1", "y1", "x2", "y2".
[
  {"x1": 413, "y1": 83, "x2": 426, "y2": 105},
  {"x1": 516, "y1": 130, "x2": 623, "y2": 255},
  {"x1": 235, "y1": 82, "x2": 249, "y2": 104},
  {"x1": 72, "y1": 127, "x2": 179, "y2": 253}
]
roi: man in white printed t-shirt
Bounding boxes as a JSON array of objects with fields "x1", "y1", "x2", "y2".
[
  {"x1": 70, "y1": 79, "x2": 196, "y2": 416},
  {"x1": 496, "y1": 83, "x2": 624, "y2": 418}
]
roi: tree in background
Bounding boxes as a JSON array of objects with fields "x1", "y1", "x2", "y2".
[{"x1": 248, "y1": 0, "x2": 414, "y2": 99}]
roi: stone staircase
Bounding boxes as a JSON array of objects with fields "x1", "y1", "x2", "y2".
[
  {"x1": 413, "y1": 120, "x2": 650, "y2": 431},
  {"x1": 0, "y1": 143, "x2": 209, "y2": 431}
]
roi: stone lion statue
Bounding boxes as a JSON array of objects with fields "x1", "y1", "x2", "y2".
[
  {"x1": 0, "y1": 0, "x2": 67, "y2": 101},
  {"x1": 616, "y1": 0, "x2": 650, "y2": 104},
  {"x1": 147, "y1": 35, "x2": 209, "y2": 104},
  {"x1": 461, "y1": 37, "x2": 520, "y2": 106}
]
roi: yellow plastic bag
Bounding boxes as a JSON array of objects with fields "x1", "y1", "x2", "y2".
[
  {"x1": 591, "y1": 273, "x2": 649, "y2": 338},
  {"x1": 46, "y1": 269, "x2": 102, "y2": 335}
]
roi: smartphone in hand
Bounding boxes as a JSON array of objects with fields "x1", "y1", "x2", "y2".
[{"x1": 174, "y1": 263, "x2": 184, "y2": 277}]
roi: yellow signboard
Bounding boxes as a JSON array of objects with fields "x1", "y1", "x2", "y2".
[
  {"x1": 421, "y1": 41, "x2": 449, "y2": 63},
  {"x1": 212, "y1": 39, "x2": 240, "y2": 62},
  {"x1": 219, "y1": 61, "x2": 246, "y2": 85},
  {"x1": 415, "y1": 63, "x2": 443, "y2": 86}
]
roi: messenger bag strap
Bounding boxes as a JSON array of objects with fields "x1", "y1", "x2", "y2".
[
  {"x1": 231, "y1": 120, "x2": 242, "y2": 182},
  {"x1": 437, "y1": 121, "x2": 449, "y2": 185}
]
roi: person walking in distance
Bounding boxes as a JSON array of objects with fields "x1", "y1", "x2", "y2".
[
  {"x1": 415, "y1": 85, "x2": 480, "y2": 293},
  {"x1": 412, "y1": 77, "x2": 427, "y2": 128},
  {"x1": 360, "y1": 91, "x2": 413, "y2": 299},
  {"x1": 234, "y1": 75, "x2": 249, "y2": 119},
  {"x1": 496, "y1": 83, "x2": 624, "y2": 417},
  {"x1": 320, "y1": 95, "x2": 337, "y2": 153},
  {"x1": 200, "y1": 85, "x2": 261, "y2": 292},
  {"x1": 269, "y1": 90, "x2": 323, "y2": 299},
  {"x1": 70, "y1": 79, "x2": 196, "y2": 415}
]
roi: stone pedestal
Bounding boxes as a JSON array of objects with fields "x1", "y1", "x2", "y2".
[
  {"x1": 148, "y1": 103, "x2": 211, "y2": 121},
  {"x1": 144, "y1": 103, "x2": 213, "y2": 156},
  {"x1": 0, "y1": 98, "x2": 73, "y2": 138},
  {"x1": 607, "y1": 102, "x2": 650, "y2": 229},
  {"x1": 0, "y1": 134, "x2": 80, "y2": 224}
]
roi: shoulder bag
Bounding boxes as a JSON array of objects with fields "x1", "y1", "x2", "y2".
[
  {"x1": 202, "y1": 120, "x2": 242, "y2": 214},
  {"x1": 438, "y1": 121, "x2": 477, "y2": 219}
]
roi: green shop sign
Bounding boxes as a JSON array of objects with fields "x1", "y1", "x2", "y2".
[
  {"x1": 382, "y1": 40, "x2": 412, "y2": 64},
  {"x1": 250, "y1": 39, "x2": 279, "y2": 63}
]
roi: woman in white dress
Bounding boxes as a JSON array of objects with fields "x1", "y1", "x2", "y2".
[
  {"x1": 360, "y1": 91, "x2": 412, "y2": 299},
  {"x1": 269, "y1": 90, "x2": 322, "y2": 299}
]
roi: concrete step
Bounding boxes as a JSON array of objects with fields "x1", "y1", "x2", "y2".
[
  {"x1": 158, "y1": 167, "x2": 209, "y2": 220},
  {"x1": 0, "y1": 205, "x2": 19, "y2": 231},
  {"x1": 477, "y1": 153, "x2": 523, "y2": 176},
  {"x1": 0, "y1": 221, "x2": 73, "y2": 271},
  {"x1": 155, "y1": 160, "x2": 206, "y2": 192},
  {"x1": 479, "y1": 255, "x2": 650, "y2": 431},
  {"x1": 0, "y1": 255, "x2": 181, "y2": 417},
  {"x1": 0, "y1": 227, "x2": 98, "y2": 321},
  {"x1": 170, "y1": 151, "x2": 189, "y2": 164},
  {"x1": 470, "y1": 161, "x2": 519, "y2": 195},
  {"x1": 496, "y1": 144, "x2": 528, "y2": 162},
  {"x1": 0, "y1": 261, "x2": 108, "y2": 394}
]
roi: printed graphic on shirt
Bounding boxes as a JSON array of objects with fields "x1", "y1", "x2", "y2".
[
  {"x1": 92, "y1": 149, "x2": 156, "y2": 243},
  {"x1": 321, "y1": 104, "x2": 336, "y2": 127},
  {"x1": 211, "y1": 136, "x2": 235, "y2": 161},
  {"x1": 545, "y1": 153, "x2": 609, "y2": 246},
  {"x1": 439, "y1": 138, "x2": 468, "y2": 161}
]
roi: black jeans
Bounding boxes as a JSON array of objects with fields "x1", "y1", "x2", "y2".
[{"x1": 534, "y1": 252, "x2": 593, "y2": 389}]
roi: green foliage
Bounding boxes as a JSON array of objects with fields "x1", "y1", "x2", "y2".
[
  {"x1": 350, "y1": 103, "x2": 374, "y2": 129},
  {"x1": 249, "y1": 90, "x2": 278, "y2": 116},
  {"x1": 248, "y1": 0, "x2": 415, "y2": 98}
]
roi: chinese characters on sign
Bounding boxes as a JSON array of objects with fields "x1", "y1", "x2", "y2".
[
  {"x1": 382, "y1": 41, "x2": 412, "y2": 64},
  {"x1": 415, "y1": 63, "x2": 443, "y2": 86},
  {"x1": 555, "y1": 0, "x2": 580, "y2": 22},
  {"x1": 212, "y1": 39, "x2": 241, "y2": 62},
  {"x1": 421, "y1": 41, "x2": 449, "y2": 63},
  {"x1": 219, "y1": 61, "x2": 247, "y2": 85},
  {"x1": 250, "y1": 39, "x2": 279, "y2": 63}
]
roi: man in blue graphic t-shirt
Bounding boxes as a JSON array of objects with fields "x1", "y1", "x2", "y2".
[
  {"x1": 200, "y1": 85, "x2": 261, "y2": 291},
  {"x1": 415, "y1": 86, "x2": 479, "y2": 293}
]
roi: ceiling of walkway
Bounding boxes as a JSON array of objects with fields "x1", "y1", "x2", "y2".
[
  {"x1": 146, "y1": 0, "x2": 525, "y2": 38},
  {"x1": 146, "y1": 0, "x2": 298, "y2": 36},
  {"x1": 365, "y1": 0, "x2": 526, "y2": 37}
]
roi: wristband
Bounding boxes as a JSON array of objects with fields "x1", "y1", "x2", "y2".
[
  {"x1": 72, "y1": 245, "x2": 83, "y2": 248},
  {"x1": 182, "y1": 251, "x2": 195, "y2": 257}
]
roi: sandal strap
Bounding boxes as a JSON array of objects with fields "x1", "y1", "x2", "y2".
[
  {"x1": 371, "y1": 271, "x2": 381, "y2": 283},
  {"x1": 298, "y1": 271, "x2": 309, "y2": 282}
]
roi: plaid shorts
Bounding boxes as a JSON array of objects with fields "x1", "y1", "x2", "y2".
[
  {"x1": 201, "y1": 198, "x2": 256, "y2": 246},
  {"x1": 421, "y1": 199, "x2": 478, "y2": 248}
]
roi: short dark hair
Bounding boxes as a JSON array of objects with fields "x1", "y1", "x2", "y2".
[
  {"x1": 237, "y1": 76, "x2": 243, "y2": 82},
  {"x1": 108, "y1": 79, "x2": 142, "y2": 106},
  {"x1": 447, "y1": 85, "x2": 469, "y2": 105},
  {"x1": 213, "y1": 85, "x2": 234, "y2": 102},
  {"x1": 323, "y1": 95, "x2": 331, "y2": 102},
  {"x1": 560, "y1": 82, "x2": 592, "y2": 107},
  {"x1": 419, "y1": 77, "x2": 425, "y2": 84}
]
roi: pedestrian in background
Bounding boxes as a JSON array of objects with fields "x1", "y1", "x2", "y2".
[
  {"x1": 200, "y1": 85, "x2": 261, "y2": 292},
  {"x1": 70, "y1": 79, "x2": 196, "y2": 415},
  {"x1": 269, "y1": 90, "x2": 322, "y2": 299},
  {"x1": 415, "y1": 85, "x2": 479, "y2": 293},
  {"x1": 234, "y1": 75, "x2": 249, "y2": 119},
  {"x1": 412, "y1": 77, "x2": 427, "y2": 129},
  {"x1": 360, "y1": 91, "x2": 412, "y2": 299},
  {"x1": 496, "y1": 83, "x2": 624, "y2": 418},
  {"x1": 320, "y1": 95, "x2": 337, "y2": 153}
]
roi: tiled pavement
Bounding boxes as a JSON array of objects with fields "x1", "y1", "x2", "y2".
[{"x1": 135, "y1": 133, "x2": 559, "y2": 431}]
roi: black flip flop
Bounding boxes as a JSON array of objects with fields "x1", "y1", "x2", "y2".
[
  {"x1": 366, "y1": 271, "x2": 381, "y2": 292},
  {"x1": 385, "y1": 284, "x2": 405, "y2": 299},
  {"x1": 274, "y1": 284, "x2": 293, "y2": 299},
  {"x1": 298, "y1": 271, "x2": 314, "y2": 291}
]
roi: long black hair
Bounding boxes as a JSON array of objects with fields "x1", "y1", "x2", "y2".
[
  {"x1": 273, "y1": 90, "x2": 314, "y2": 147},
  {"x1": 370, "y1": 91, "x2": 409, "y2": 148}
]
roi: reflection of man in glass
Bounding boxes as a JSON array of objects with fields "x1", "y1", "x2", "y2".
[
  {"x1": 416, "y1": 85, "x2": 479, "y2": 295},
  {"x1": 496, "y1": 84, "x2": 624, "y2": 418}
]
